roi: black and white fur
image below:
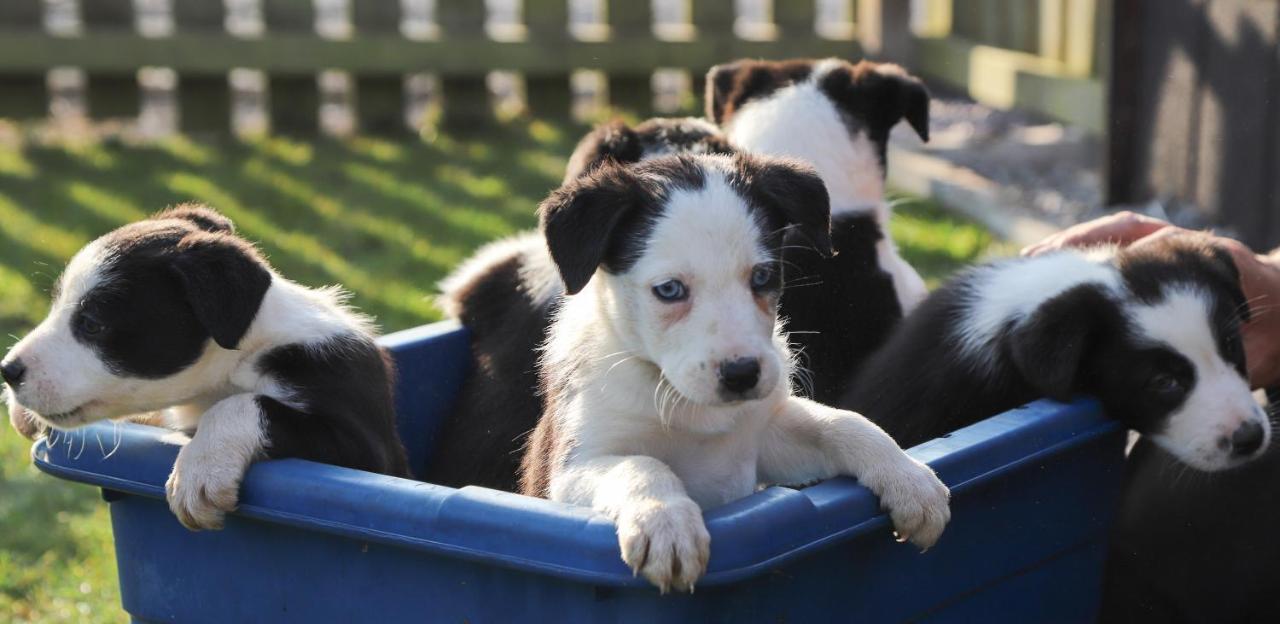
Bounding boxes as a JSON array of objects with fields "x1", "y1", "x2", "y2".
[
  {"x1": 705, "y1": 57, "x2": 932, "y2": 402},
  {"x1": 426, "y1": 60, "x2": 932, "y2": 490},
  {"x1": 519, "y1": 153, "x2": 949, "y2": 593},
  {"x1": 840, "y1": 233, "x2": 1269, "y2": 472},
  {"x1": 423, "y1": 118, "x2": 734, "y2": 492},
  {"x1": 2, "y1": 207, "x2": 410, "y2": 530}
]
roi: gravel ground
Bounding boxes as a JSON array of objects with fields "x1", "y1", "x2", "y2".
[{"x1": 888, "y1": 91, "x2": 1218, "y2": 235}]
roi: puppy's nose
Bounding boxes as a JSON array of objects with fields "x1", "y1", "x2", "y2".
[
  {"x1": 718, "y1": 357, "x2": 760, "y2": 394},
  {"x1": 1229, "y1": 420, "x2": 1266, "y2": 458},
  {"x1": 1, "y1": 358, "x2": 26, "y2": 387}
]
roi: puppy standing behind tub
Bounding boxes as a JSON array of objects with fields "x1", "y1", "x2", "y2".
[
  {"x1": 3, "y1": 206, "x2": 410, "y2": 530},
  {"x1": 520, "y1": 153, "x2": 950, "y2": 592}
]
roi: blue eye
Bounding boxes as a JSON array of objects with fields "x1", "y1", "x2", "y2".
[
  {"x1": 751, "y1": 265, "x2": 775, "y2": 290},
  {"x1": 652, "y1": 279, "x2": 688, "y2": 302},
  {"x1": 1147, "y1": 373, "x2": 1185, "y2": 396},
  {"x1": 76, "y1": 313, "x2": 104, "y2": 336}
]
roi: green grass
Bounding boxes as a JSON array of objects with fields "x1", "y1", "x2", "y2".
[{"x1": 0, "y1": 118, "x2": 1006, "y2": 623}]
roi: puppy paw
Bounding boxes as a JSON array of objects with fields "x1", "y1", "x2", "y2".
[
  {"x1": 876, "y1": 459, "x2": 951, "y2": 550},
  {"x1": 616, "y1": 498, "x2": 710, "y2": 593},
  {"x1": 165, "y1": 442, "x2": 246, "y2": 531}
]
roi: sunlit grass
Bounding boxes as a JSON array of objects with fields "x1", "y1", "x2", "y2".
[{"x1": 0, "y1": 118, "x2": 1003, "y2": 622}]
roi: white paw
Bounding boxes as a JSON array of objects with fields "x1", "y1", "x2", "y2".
[
  {"x1": 165, "y1": 440, "x2": 248, "y2": 531},
  {"x1": 876, "y1": 458, "x2": 951, "y2": 550},
  {"x1": 615, "y1": 498, "x2": 710, "y2": 593}
]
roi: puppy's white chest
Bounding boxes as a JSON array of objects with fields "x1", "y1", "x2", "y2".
[{"x1": 663, "y1": 436, "x2": 761, "y2": 509}]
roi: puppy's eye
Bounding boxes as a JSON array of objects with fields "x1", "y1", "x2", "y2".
[
  {"x1": 652, "y1": 279, "x2": 688, "y2": 302},
  {"x1": 1146, "y1": 373, "x2": 1185, "y2": 396},
  {"x1": 77, "y1": 313, "x2": 105, "y2": 336},
  {"x1": 750, "y1": 265, "x2": 775, "y2": 290}
]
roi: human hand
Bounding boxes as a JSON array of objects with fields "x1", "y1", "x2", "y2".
[{"x1": 1023, "y1": 212, "x2": 1280, "y2": 389}]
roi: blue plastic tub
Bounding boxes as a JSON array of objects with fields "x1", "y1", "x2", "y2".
[{"x1": 33, "y1": 321, "x2": 1127, "y2": 623}]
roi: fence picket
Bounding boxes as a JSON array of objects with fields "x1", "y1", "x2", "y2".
[
  {"x1": 0, "y1": 0, "x2": 46, "y2": 119},
  {"x1": 525, "y1": 0, "x2": 572, "y2": 120},
  {"x1": 262, "y1": 0, "x2": 320, "y2": 135},
  {"x1": 81, "y1": 0, "x2": 139, "y2": 119},
  {"x1": 353, "y1": 0, "x2": 409, "y2": 133},
  {"x1": 437, "y1": 0, "x2": 493, "y2": 129},
  {"x1": 606, "y1": 0, "x2": 653, "y2": 115}
]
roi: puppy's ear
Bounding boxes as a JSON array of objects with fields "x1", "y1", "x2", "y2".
[
  {"x1": 733, "y1": 155, "x2": 833, "y2": 256},
  {"x1": 563, "y1": 119, "x2": 643, "y2": 183},
  {"x1": 826, "y1": 61, "x2": 931, "y2": 142},
  {"x1": 170, "y1": 233, "x2": 272, "y2": 349},
  {"x1": 705, "y1": 59, "x2": 812, "y2": 125},
  {"x1": 154, "y1": 204, "x2": 236, "y2": 234},
  {"x1": 1204, "y1": 242, "x2": 1250, "y2": 322},
  {"x1": 705, "y1": 60, "x2": 746, "y2": 124},
  {"x1": 1008, "y1": 285, "x2": 1111, "y2": 401},
  {"x1": 539, "y1": 163, "x2": 648, "y2": 295}
]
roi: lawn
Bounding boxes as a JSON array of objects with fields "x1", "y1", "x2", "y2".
[{"x1": 0, "y1": 117, "x2": 1006, "y2": 623}]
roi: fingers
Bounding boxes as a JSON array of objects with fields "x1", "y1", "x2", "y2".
[{"x1": 1021, "y1": 211, "x2": 1171, "y2": 257}]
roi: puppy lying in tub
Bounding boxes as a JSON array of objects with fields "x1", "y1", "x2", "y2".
[
  {"x1": 3, "y1": 206, "x2": 410, "y2": 530},
  {"x1": 519, "y1": 153, "x2": 951, "y2": 592}
]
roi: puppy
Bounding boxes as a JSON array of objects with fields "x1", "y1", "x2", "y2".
[
  {"x1": 3, "y1": 206, "x2": 410, "y2": 530},
  {"x1": 519, "y1": 153, "x2": 950, "y2": 593},
  {"x1": 423, "y1": 117, "x2": 735, "y2": 492},
  {"x1": 427, "y1": 62, "x2": 930, "y2": 489},
  {"x1": 705, "y1": 57, "x2": 932, "y2": 402},
  {"x1": 841, "y1": 232, "x2": 1269, "y2": 472}
]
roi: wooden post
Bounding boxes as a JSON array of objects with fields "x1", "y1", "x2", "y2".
[
  {"x1": 606, "y1": 0, "x2": 652, "y2": 116},
  {"x1": 81, "y1": 0, "x2": 138, "y2": 120},
  {"x1": 172, "y1": 0, "x2": 230, "y2": 134},
  {"x1": 690, "y1": 0, "x2": 735, "y2": 100},
  {"x1": 525, "y1": 0, "x2": 572, "y2": 120},
  {"x1": 774, "y1": 0, "x2": 815, "y2": 40},
  {"x1": 0, "y1": 1, "x2": 47, "y2": 119},
  {"x1": 437, "y1": 0, "x2": 492, "y2": 130},
  {"x1": 353, "y1": 0, "x2": 407, "y2": 134},
  {"x1": 1062, "y1": 0, "x2": 1098, "y2": 75},
  {"x1": 858, "y1": 0, "x2": 912, "y2": 64},
  {"x1": 263, "y1": 0, "x2": 319, "y2": 135}
]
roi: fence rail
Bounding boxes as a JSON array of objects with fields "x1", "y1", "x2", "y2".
[
  {"x1": 0, "y1": 0, "x2": 1109, "y2": 135},
  {"x1": 0, "y1": 0, "x2": 882, "y2": 135}
]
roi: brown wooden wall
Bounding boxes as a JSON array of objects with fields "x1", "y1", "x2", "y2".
[{"x1": 1109, "y1": 0, "x2": 1280, "y2": 248}]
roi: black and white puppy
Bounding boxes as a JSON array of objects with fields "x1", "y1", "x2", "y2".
[
  {"x1": 520, "y1": 153, "x2": 950, "y2": 593},
  {"x1": 428, "y1": 61, "x2": 931, "y2": 490},
  {"x1": 424, "y1": 117, "x2": 736, "y2": 491},
  {"x1": 2, "y1": 206, "x2": 410, "y2": 530},
  {"x1": 841, "y1": 233, "x2": 1269, "y2": 472},
  {"x1": 705, "y1": 57, "x2": 932, "y2": 402}
]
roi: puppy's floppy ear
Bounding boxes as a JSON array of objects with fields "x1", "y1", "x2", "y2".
[
  {"x1": 826, "y1": 61, "x2": 931, "y2": 142},
  {"x1": 153, "y1": 204, "x2": 236, "y2": 234},
  {"x1": 705, "y1": 59, "x2": 812, "y2": 125},
  {"x1": 733, "y1": 155, "x2": 833, "y2": 256},
  {"x1": 170, "y1": 232, "x2": 272, "y2": 349},
  {"x1": 539, "y1": 163, "x2": 648, "y2": 295},
  {"x1": 705, "y1": 60, "x2": 747, "y2": 124},
  {"x1": 1008, "y1": 285, "x2": 1112, "y2": 401},
  {"x1": 1204, "y1": 242, "x2": 1251, "y2": 322},
  {"x1": 563, "y1": 119, "x2": 643, "y2": 183}
]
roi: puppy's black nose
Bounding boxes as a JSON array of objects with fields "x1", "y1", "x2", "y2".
[
  {"x1": 1, "y1": 358, "x2": 26, "y2": 387},
  {"x1": 718, "y1": 358, "x2": 760, "y2": 394},
  {"x1": 1230, "y1": 420, "x2": 1266, "y2": 457}
]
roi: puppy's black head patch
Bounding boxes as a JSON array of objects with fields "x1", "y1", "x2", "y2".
[
  {"x1": 705, "y1": 59, "x2": 816, "y2": 125},
  {"x1": 563, "y1": 117, "x2": 736, "y2": 183},
  {"x1": 65, "y1": 209, "x2": 271, "y2": 378},
  {"x1": 818, "y1": 60, "x2": 930, "y2": 144},
  {"x1": 727, "y1": 155, "x2": 832, "y2": 257},
  {"x1": 153, "y1": 204, "x2": 236, "y2": 234},
  {"x1": 540, "y1": 156, "x2": 705, "y2": 294},
  {"x1": 705, "y1": 58, "x2": 930, "y2": 166}
]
